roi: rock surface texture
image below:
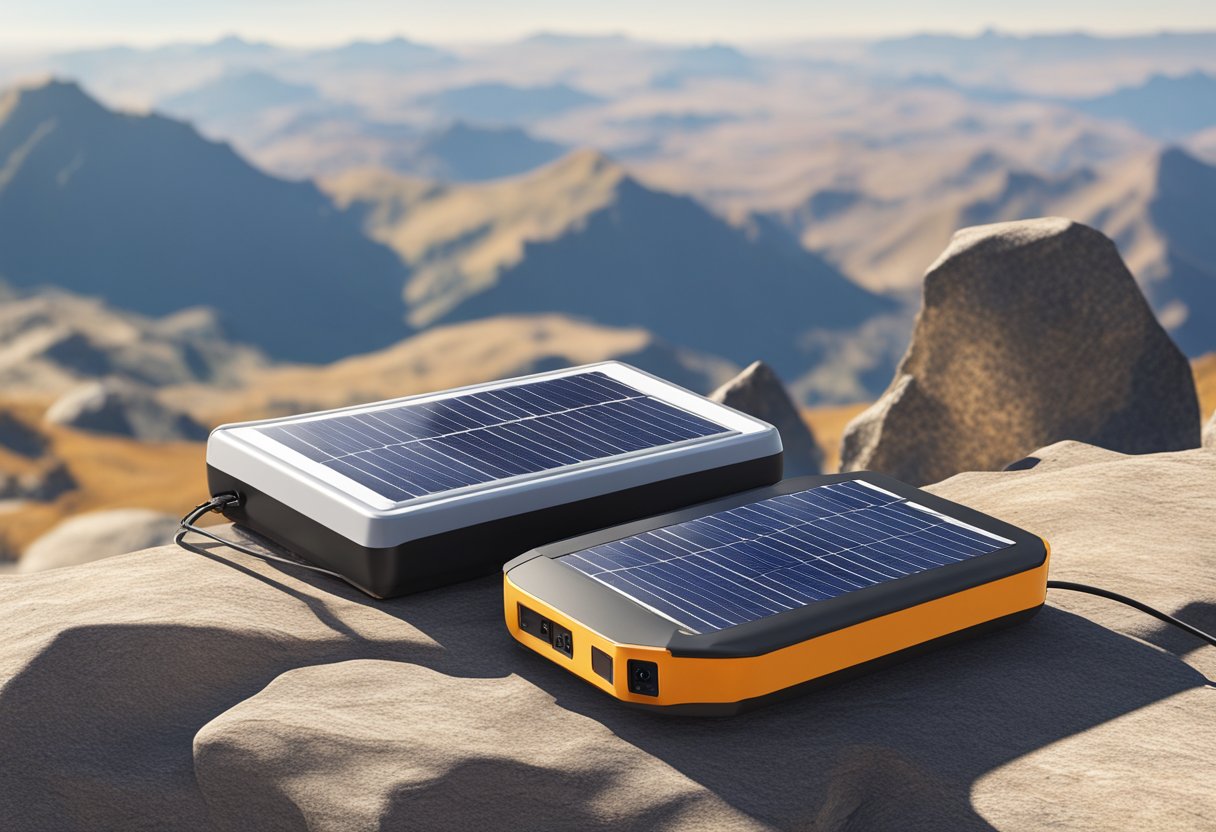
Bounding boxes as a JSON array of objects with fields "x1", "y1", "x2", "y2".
[
  {"x1": 710, "y1": 360, "x2": 823, "y2": 476},
  {"x1": 17, "y1": 509, "x2": 180, "y2": 573},
  {"x1": 0, "y1": 442, "x2": 1213, "y2": 830},
  {"x1": 841, "y1": 218, "x2": 1201, "y2": 484},
  {"x1": 44, "y1": 379, "x2": 208, "y2": 442}
]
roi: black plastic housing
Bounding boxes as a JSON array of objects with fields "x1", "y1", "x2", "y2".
[{"x1": 207, "y1": 452, "x2": 781, "y2": 598}]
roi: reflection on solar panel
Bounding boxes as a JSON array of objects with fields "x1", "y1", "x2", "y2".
[
  {"x1": 560, "y1": 480, "x2": 1013, "y2": 633},
  {"x1": 257, "y1": 371, "x2": 729, "y2": 502}
]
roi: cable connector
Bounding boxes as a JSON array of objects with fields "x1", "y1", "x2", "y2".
[
  {"x1": 194, "y1": 492, "x2": 241, "y2": 515},
  {"x1": 174, "y1": 492, "x2": 357, "y2": 589}
]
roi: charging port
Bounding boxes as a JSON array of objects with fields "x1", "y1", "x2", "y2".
[
  {"x1": 550, "y1": 622, "x2": 573, "y2": 658},
  {"x1": 627, "y1": 659, "x2": 659, "y2": 696},
  {"x1": 518, "y1": 603, "x2": 573, "y2": 658}
]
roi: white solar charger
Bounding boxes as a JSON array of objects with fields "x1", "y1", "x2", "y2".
[{"x1": 200, "y1": 362, "x2": 783, "y2": 597}]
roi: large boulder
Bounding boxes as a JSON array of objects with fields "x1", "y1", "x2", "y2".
[
  {"x1": 710, "y1": 360, "x2": 823, "y2": 475},
  {"x1": 44, "y1": 379, "x2": 208, "y2": 442},
  {"x1": 17, "y1": 508, "x2": 180, "y2": 573},
  {"x1": 842, "y1": 218, "x2": 1201, "y2": 484},
  {"x1": 0, "y1": 443, "x2": 1213, "y2": 830}
]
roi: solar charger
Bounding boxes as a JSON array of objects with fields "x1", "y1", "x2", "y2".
[
  {"x1": 204, "y1": 362, "x2": 782, "y2": 598},
  {"x1": 504, "y1": 473, "x2": 1049, "y2": 714}
]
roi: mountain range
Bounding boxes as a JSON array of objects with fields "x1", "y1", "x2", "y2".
[
  {"x1": 865, "y1": 30, "x2": 1216, "y2": 95},
  {"x1": 325, "y1": 149, "x2": 894, "y2": 383},
  {"x1": 416, "y1": 82, "x2": 603, "y2": 124},
  {"x1": 1069, "y1": 72, "x2": 1216, "y2": 141},
  {"x1": 156, "y1": 72, "x2": 568, "y2": 181},
  {"x1": 0, "y1": 79, "x2": 409, "y2": 362},
  {"x1": 3, "y1": 33, "x2": 1215, "y2": 400},
  {"x1": 159, "y1": 69, "x2": 320, "y2": 128},
  {"x1": 0, "y1": 79, "x2": 898, "y2": 399},
  {"x1": 785, "y1": 146, "x2": 1216, "y2": 356}
]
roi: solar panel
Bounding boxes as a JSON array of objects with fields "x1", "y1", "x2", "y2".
[
  {"x1": 256, "y1": 371, "x2": 729, "y2": 503},
  {"x1": 207, "y1": 361, "x2": 784, "y2": 598},
  {"x1": 559, "y1": 480, "x2": 1013, "y2": 633}
]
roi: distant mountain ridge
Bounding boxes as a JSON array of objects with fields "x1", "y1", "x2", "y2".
[
  {"x1": 871, "y1": 30, "x2": 1216, "y2": 65},
  {"x1": 1070, "y1": 71, "x2": 1216, "y2": 140},
  {"x1": 408, "y1": 122, "x2": 566, "y2": 181},
  {"x1": 304, "y1": 37, "x2": 458, "y2": 72},
  {"x1": 150, "y1": 72, "x2": 569, "y2": 181},
  {"x1": 325, "y1": 149, "x2": 894, "y2": 384},
  {"x1": 417, "y1": 82, "x2": 603, "y2": 124},
  {"x1": 159, "y1": 69, "x2": 319, "y2": 123},
  {"x1": 0, "y1": 79, "x2": 410, "y2": 362},
  {"x1": 785, "y1": 146, "x2": 1216, "y2": 357},
  {"x1": 897, "y1": 69, "x2": 1216, "y2": 141}
]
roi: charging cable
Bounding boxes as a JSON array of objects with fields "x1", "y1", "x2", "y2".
[
  {"x1": 175, "y1": 493, "x2": 362, "y2": 589},
  {"x1": 1046, "y1": 580, "x2": 1216, "y2": 648}
]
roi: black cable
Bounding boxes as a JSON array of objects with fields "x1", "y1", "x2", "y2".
[
  {"x1": 1047, "y1": 580, "x2": 1216, "y2": 649},
  {"x1": 175, "y1": 494, "x2": 361, "y2": 590}
]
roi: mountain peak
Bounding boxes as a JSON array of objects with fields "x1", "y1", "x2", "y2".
[
  {"x1": 0, "y1": 78, "x2": 410, "y2": 362},
  {"x1": 1155, "y1": 145, "x2": 1214, "y2": 189},
  {"x1": 545, "y1": 147, "x2": 622, "y2": 180},
  {"x1": 0, "y1": 78, "x2": 111, "y2": 131},
  {"x1": 5, "y1": 78, "x2": 103, "y2": 114}
]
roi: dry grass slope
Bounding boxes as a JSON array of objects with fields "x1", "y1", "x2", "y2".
[{"x1": 0, "y1": 397, "x2": 206, "y2": 552}]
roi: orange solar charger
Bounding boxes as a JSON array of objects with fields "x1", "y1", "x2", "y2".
[{"x1": 504, "y1": 473, "x2": 1049, "y2": 714}]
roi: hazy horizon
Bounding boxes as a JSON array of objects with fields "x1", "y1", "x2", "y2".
[{"x1": 2, "y1": 0, "x2": 1215, "y2": 51}]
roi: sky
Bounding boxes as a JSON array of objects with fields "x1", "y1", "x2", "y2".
[{"x1": 2, "y1": 0, "x2": 1215, "y2": 50}]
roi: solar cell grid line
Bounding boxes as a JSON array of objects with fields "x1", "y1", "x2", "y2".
[
  {"x1": 559, "y1": 480, "x2": 1013, "y2": 633},
  {"x1": 255, "y1": 370, "x2": 732, "y2": 502}
]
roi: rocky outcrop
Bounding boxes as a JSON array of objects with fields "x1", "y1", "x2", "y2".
[
  {"x1": 44, "y1": 380, "x2": 208, "y2": 442},
  {"x1": 17, "y1": 509, "x2": 180, "y2": 573},
  {"x1": 0, "y1": 411, "x2": 46, "y2": 458},
  {"x1": 1204, "y1": 412, "x2": 1215, "y2": 449},
  {"x1": 0, "y1": 442, "x2": 1213, "y2": 830},
  {"x1": 841, "y1": 218, "x2": 1200, "y2": 484},
  {"x1": 0, "y1": 460, "x2": 75, "y2": 501},
  {"x1": 710, "y1": 360, "x2": 823, "y2": 475},
  {"x1": 0, "y1": 282, "x2": 267, "y2": 396}
]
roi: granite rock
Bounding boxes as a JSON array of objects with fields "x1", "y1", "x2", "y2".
[
  {"x1": 710, "y1": 360, "x2": 823, "y2": 475},
  {"x1": 841, "y1": 218, "x2": 1200, "y2": 484}
]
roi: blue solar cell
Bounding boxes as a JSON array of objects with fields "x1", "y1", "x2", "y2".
[
  {"x1": 559, "y1": 480, "x2": 1012, "y2": 633},
  {"x1": 259, "y1": 372, "x2": 729, "y2": 501}
]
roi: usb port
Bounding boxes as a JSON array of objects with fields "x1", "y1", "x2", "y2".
[{"x1": 550, "y1": 622, "x2": 573, "y2": 657}]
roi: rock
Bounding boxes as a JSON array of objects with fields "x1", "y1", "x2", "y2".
[
  {"x1": 0, "y1": 411, "x2": 47, "y2": 458},
  {"x1": 842, "y1": 218, "x2": 1201, "y2": 484},
  {"x1": 194, "y1": 660, "x2": 752, "y2": 832},
  {"x1": 44, "y1": 379, "x2": 209, "y2": 442},
  {"x1": 17, "y1": 509, "x2": 180, "y2": 573},
  {"x1": 1205, "y1": 412, "x2": 1215, "y2": 449},
  {"x1": 710, "y1": 360, "x2": 823, "y2": 475},
  {"x1": 0, "y1": 442, "x2": 1213, "y2": 830},
  {"x1": 0, "y1": 460, "x2": 75, "y2": 501}
]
